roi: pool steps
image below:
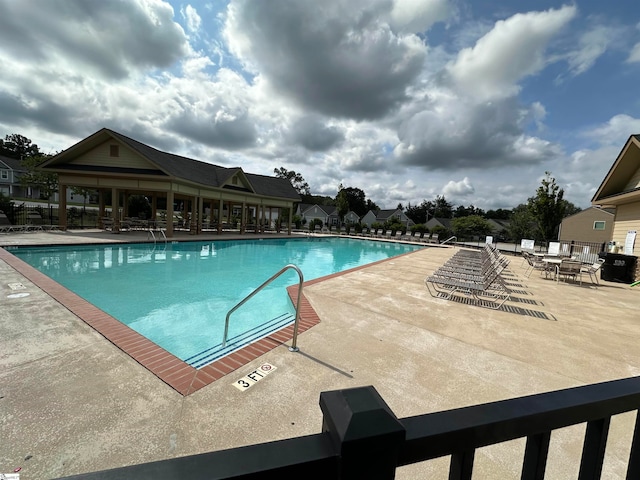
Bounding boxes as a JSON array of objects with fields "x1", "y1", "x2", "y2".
[{"x1": 186, "y1": 312, "x2": 296, "y2": 368}]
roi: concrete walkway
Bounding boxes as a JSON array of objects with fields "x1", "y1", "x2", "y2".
[{"x1": 1, "y1": 230, "x2": 639, "y2": 479}]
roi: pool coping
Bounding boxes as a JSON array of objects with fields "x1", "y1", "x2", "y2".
[{"x1": 0, "y1": 242, "x2": 423, "y2": 396}]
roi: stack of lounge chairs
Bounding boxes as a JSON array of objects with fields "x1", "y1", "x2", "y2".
[{"x1": 425, "y1": 244, "x2": 511, "y2": 309}]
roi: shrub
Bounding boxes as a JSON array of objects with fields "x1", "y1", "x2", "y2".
[{"x1": 128, "y1": 195, "x2": 152, "y2": 219}]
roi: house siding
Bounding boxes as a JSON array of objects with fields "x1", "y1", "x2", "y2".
[
  {"x1": 611, "y1": 203, "x2": 640, "y2": 257},
  {"x1": 361, "y1": 211, "x2": 377, "y2": 227},
  {"x1": 71, "y1": 141, "x2": 153, "y2": 170},
  {"x1": 559, "y1": 208, "x2": 613, "y2": 244}
]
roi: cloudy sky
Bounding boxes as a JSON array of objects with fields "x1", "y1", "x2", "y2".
[{"x1": 1, "y1": 0, "x2": 639, "y2": 211}]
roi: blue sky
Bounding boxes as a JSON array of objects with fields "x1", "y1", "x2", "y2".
[{"x1": 1, "y1": 0, "x2": 639, "y2": 211}]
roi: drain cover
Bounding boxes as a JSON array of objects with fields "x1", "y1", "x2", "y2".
[{"x1": 8, "y1": 283, "x2": 26, "y2": 290}]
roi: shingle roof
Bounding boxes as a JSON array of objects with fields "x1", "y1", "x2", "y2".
[
  {"x1": 432, "y1": 217, "x2": 452, "y2": 228},
  {"x1": 0, "y1": 154, "x2": 25, "y2": 171},
  {"x1": 42, "y1": 128, "x2": 300, "y2": 202},
  {"x1": 108, "y1": 130, "x2": 237, "y2": 187},
  {"x1": 244, "y1": 173, "x2": 301, "y2": 200},
  {"x1": 298, "y1": 203, "x2": 337, "y2": 216},
  {"x1": 376, "y1": 209, "x2": 401, "y2": 220}
]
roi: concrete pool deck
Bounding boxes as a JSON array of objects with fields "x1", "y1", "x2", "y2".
[{"x1": 1, "y1": 230, "x2": 639, "y2": 479}]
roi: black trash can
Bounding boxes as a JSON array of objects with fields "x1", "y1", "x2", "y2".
[{"x1": 598, "y1": 252, "x2": 638, "y2": 283}]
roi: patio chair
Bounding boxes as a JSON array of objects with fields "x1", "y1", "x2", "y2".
[
  {"x1": 102, "y1": 217, "x2": 114, "y2": 231},
  {"x1": 425, "y1": 246, "x2": 511, "y2": 309},
  {"x1": 523, "y1": 251, "x2": 551, "y2": 278},
  {"x1": 556, "y1": 259, "x2": 583, "y2": 285},
  {"x1": 404, "y1": 231, "x2": 418, "y2": 242},
  {"x1": 581, "y1": 259, "x2": 604, "y2": 286}
]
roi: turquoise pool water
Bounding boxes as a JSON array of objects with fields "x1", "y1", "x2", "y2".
[{"x1": 13, "y1": 237, "x2": 422, "y2": 367}]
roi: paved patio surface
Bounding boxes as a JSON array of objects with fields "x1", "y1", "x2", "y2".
[{"x1": 1, "y1": 230, "x2": 639, "y2": 479}]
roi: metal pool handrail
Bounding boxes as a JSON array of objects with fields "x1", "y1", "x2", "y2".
[
  {"x1": 440, "y1": 235, "x2": 457, "y2": 245},
  {"x1": 222, "y1": 264, "x2": 304, "y2": 352}
]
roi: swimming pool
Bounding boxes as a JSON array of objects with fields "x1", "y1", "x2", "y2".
[{"x1": 13, "y1": 237, "x2": 422, "y2": 367}]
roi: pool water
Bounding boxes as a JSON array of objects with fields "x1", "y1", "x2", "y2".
[{"x1": 13, "y1": 237, "x2": 422, "y2": 367}]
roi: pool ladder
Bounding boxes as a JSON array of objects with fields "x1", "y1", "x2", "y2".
[
  {"x1": 147, "y1": 228, "x2": 167, "y2": 244},
  {"x1": 222, "y1": 264, "x2": 304, "y2": 352}
]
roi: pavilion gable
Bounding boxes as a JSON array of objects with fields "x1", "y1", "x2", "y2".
[
  {"x1": 66, "y1": 138, "x2": 162, "y2": 172},
  {"x1": 219, "y1": 169, "x2": 255, "y2": 193}
]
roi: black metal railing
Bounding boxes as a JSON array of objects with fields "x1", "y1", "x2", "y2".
[
  {"x1": 2, "y1": 203, "x2": 100, "y2": 228},
  {"x1": 59, "y1": 376, "x2": 640, "y2": 480}
]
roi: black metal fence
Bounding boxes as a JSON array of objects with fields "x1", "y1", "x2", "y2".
[
  {"x1": 60, "y1": 376, "x2": 640, "y2": 479},
  {"x1": 1, "y1": 203, "x2": 100, "y2": 228},
  {"x1": 459, "y1": 238, "x2": 606, "y2": 261}
]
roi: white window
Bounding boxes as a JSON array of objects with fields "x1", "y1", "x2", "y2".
[
  {"x1": 0, "y1": 170, "x2": 8, "y2": 179},
  {"x1": 593, "y1": 221, "x2": 605, "y2": 230}
]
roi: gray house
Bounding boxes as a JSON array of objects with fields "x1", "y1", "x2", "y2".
[
  {"x1": 425, "y1": 217, "x2": 452, "y2": 231},
  {"x1": 0, "y1": 154, "x2": 30, "y2": 198},
  {"x1": 296, "y1": 204, "x2": 361, "y2": 228},
  {"x1": 361, "y1": 208, "x2": 414, "y2": 228},
  {"x1": 297, "y1": 204, "x2": 339, "y2": 227}
]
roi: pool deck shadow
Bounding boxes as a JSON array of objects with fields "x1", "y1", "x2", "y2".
[{"x1": 2, "y1": 229, "x2": 640, "y2": 479}]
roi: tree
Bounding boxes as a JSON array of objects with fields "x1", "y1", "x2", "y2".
[
  {"x1": 20, "y1": 154, "x2": 57, "y2": 203},
  {"x1": 0, "y1": 192, "x2": 14, "y2": 221},
  {"x1": 273, "y1": 167, "x2": 311, "y2": 195},
  {"x1": 1, "y1": 134, "x2": 41, "y2": 159},
  {"x1": 433, "y1": 195, "x2": 453, "y2": 219},
  {"x1": 405, "y1": 200, "x2": 434, "y2": 224},
  {"x1": 365, "y1": 199, "x2": 379, "y2": 213},
  {"x1": 527, "y1": 172, "x2": 566, "y2": 242},
  {"x1": 454, "y1": 204, "x2": 485, "y2": 218},
  {"x1": 485, "y1": 208, "x2": 511, "y2": 220},
  {"x1": 128, "y1": 195, "x2": 152, "y2": 219},
  {"x1": 335, "y1": 186, "x2": 368, "y2": 217},
  {"x1": 508, "y1": 204, "x2": 535, "y2": 241},
  {"x1": 561, "y1": 199, "x2": 581, "y2": 217},
  {"x1": 451, "y1": 215, "x2": 493, "y2": 240},
  {"x1": 335, "y1": 184, "x2": 349, "y2": 221}
]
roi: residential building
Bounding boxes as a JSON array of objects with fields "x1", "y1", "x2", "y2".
[
  {"x1": 0, "y1": 154, "x2": 30, "y2": 198},
  {"x1": 591, "y1": 134, "x2": 640, "y2": 281},
  {"x1": 558, "y1": 207, "x2": 614, "y2": 244},
  {"x1": 361, "y1": 208, "x2": 414, "y2": 228}
]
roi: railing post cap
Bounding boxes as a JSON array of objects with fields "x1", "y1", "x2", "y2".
[{"x1": 319, "y1": 386, "x2": 406, "y2": 445}]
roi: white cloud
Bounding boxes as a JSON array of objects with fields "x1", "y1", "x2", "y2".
[
  {"x1": 628, "y1": 42, "x2": 640, "y2": 63},
  {"x1": 389, "y1": 0, "x2": 450, "y2": 34},
  {"x1": 584, "y1": 114, "x2": 640, "y2": 147},
  {"x1": 447, "y1": 5, "x2": 576, "y2": 100},
  {"x1": 564, "y1": 26, "x2": 612, "y2": 76},
  {"x1": 443, "y1": 177, "x2": 475, "y2": 197},
  {"x1": 181, "y1": 4, "x2": 202, "y2": 34}
]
